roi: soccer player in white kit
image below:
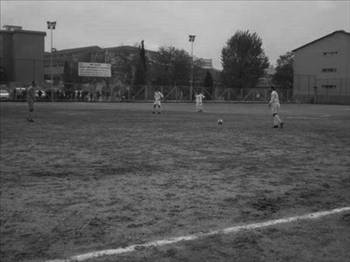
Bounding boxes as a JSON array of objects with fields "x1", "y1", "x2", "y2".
[
  {"x1": 153, "y1": 90, "x2": 164, "y2": 114},
  {"x1": 268, "y1": 86, "x2": 284, "y2": 128},
  {"x1": 195, "y1": 92, "x2": 205, "y2": 112}
]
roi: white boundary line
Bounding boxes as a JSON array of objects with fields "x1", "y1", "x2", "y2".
[{"x1": 47, "y1": 206, "x2": 350, "y2": 262}]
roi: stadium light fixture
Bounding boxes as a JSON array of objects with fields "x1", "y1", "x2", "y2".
[
  {"x1": 189, "y1": 35, "x2": 196, "y2": 100},
  {"x1": 47, "y1": 21, "x2": 56, "y2": 101}
]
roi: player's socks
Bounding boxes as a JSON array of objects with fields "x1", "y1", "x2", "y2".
[
  {"x1": 275, "y1": 114, "x2": 282, "y2": 123},
  {"x1": 273, "y1": 115, "x2": 280, "y2": 127}
]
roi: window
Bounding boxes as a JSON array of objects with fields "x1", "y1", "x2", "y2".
[
  {"x1": 322, "y1": 85, "x2": 336, "y2": 89},
  {"x1": 323, "y1": 51, "x2": 338, "y2": 56},
  {"x1": 322, "y1": 68, "x2": 337, "y2": 73}
]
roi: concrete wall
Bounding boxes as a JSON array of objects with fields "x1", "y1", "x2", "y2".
[
  {"x1": 13, "y1": 31, "x2": 46, "y2": 83},
  {"x1": 0, "y1": 30, "x2": 46, "y2": 85},
  {"x1": 0, "y1": 32, "x2": 14, "y2": 81}
]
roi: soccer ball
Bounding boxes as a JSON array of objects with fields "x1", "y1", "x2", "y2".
[{"x1": 217, "y1": 119, "x2": 223, "y2": 125}]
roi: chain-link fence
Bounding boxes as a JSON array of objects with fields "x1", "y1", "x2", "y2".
[
  {"x1": 1, "y1": 81, "x2": 294, "y2": 103},
  {"x1": 212, "y1": 86, "x2": 292, "y2": 103},
  {"x1": 294, "y1": 74, "x2": 350, "y2": 104},
  {"x1": 12, "y1": 76, "x2": 350, "y2": 104},
  {"x1": 125, "y1": 85, "x2": 293, "y2": 103}
]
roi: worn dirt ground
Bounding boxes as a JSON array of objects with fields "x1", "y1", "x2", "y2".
[{"x1": 0, "y1": 102, "x2": 349, "y2": 262}]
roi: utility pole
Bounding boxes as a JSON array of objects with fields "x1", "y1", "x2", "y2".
[
  {"x1": 0, "y1": 0, "x2": 2, "y2": 30},
  {"x1": 188, "y1": 35, "x2": 196, "y2": 101},
  {"x1": 47, "y1": 21, "x2": 56, "y2": 101}
]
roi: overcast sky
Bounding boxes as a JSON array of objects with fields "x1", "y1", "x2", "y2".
[{"x1": 1, "y1": 1, "x2": 349, "y2": 69}]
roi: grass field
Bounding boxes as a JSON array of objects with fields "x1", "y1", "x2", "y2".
[{"x1": 0, "y1": 102, "x2": 350, "y2": 262}]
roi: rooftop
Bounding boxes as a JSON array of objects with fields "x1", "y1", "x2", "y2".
[
  {"x1": 49, "y1": 45, "x2": 102, "y2": 54},
  {"x1": 0, "y1": 25, "x2": 46, "y2": 36},
  {"x1": 0, "y1": 29, "x2": 46, "y2": 36},
  {"x1": 292, "y1": 30, "x2": 350, "y2": 52}
]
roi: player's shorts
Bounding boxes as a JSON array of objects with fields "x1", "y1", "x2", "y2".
[
  {"x1": 28, "y1": 101, "x2": 34, "y2": 112},
  {"x1": 154, "y1": 100, "x2": 161, "y2": 106},
  {"x1": 271, "y1": 103, "x2": 280, "y2": 115}
]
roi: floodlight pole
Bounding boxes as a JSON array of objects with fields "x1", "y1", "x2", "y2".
[
  {"x1": 189, "y1": 35, "x2": 196, "y2": 101},
  {"x1": 47, "y1": 21, "x2": 56, "y2": 102}
]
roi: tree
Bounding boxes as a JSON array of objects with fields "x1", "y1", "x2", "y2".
[
  {"x1": 110, "y1": 53, "x2": 135, "y2": 85},
  {"x1": 203, "y1": 70, "x2": 214, "y2": 99},
  {"x1": 273, "y1": 52, "x2": 294, "y2": 89},
  {"x1": 151, "y1": 46, "x2": 191, "y2": 86},
  {"x1": 140, "y1": 40, "x2": 147, "y2": 71},
  {"x1": 134, "y1": 40, "x2": 147, "y2": 86},
  {"x1": 64, "y1": 59, "x2": 81, "y2": 81},
  {"x1": 63, "y1": 61, "x2": 73, "y2": 89},
  {"x1": 221, "y1": 30, "x2": 269, "y2": 93}
]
